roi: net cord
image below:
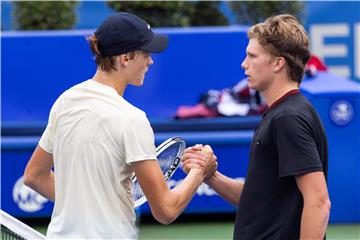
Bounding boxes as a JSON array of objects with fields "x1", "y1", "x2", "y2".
[{"x1": 1, "y1": 210, "x2": 45, "y2": 240}]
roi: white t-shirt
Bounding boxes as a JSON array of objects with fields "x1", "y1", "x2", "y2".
[{"x1": 39, "y1": 79, "x2": 157, "y2": 239}]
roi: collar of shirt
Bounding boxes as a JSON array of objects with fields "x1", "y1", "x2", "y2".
[{"x1": 263, "y1": 89, "x2": 300, "y2": 116}]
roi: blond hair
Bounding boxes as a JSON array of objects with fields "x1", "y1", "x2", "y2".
[{"x1": 248, "y1": 14, "x2": 311, "y2": 84}]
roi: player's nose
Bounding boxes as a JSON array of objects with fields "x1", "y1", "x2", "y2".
[
  {"x1": 241, "y1": 57, "x2": 248, "y2": 69},
  {"x1": 148, "y1": 55, "x2": 154, "y2": 65}
]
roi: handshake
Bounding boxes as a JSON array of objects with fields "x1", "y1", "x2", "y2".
[{"x1": 181, "y1": 144, "x2": 218, "y2": 181}]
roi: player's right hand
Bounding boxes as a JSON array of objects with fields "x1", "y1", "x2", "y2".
[
  {"x1": 181, "y1": 144, "x2": 205, "y2": 174},
  {"x1": 201, "y1": 145, "x2": 218, "y2": 179},
  {"x1": 181, "y1": 144, "x2": 218, "y2": 179}
]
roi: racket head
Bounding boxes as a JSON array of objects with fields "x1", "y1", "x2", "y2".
[{"x1": 132, "y1": 137, "x2": 185, "y2": 208}]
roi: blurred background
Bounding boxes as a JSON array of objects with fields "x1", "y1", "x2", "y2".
[{"x1": 1, "y1": 1, "x2": 359, "y2": 239}]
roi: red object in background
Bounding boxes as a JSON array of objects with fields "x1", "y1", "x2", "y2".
[
  {"x1": 175, "y1": 103, "x2": 219, "y2": 119},
  {"x1": 307, "y1": 55, "x2": 327, "y2": 71},
  {"x1": 305, "y1": 55, "x2": 328, "y2": 77},
  {"x1": 175, "y1": 54, "x2": 326, "y2": 119}
]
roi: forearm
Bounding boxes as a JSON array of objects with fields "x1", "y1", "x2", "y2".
[
  {"x1": 300, "y1": 202, "x2": 330, "y2": 239},
  {"x1": 163, "y1": 169, "x2": 204, "y2": 221},
  {"x1": 134, "y1": 160, "x2": 205, "y2": 224},
  {"x1": 205, "y1": 171, "x2": 244, "y2": 206},
  {"x1": 25, "y1": 171, "x2": 55, "y2": 201}
]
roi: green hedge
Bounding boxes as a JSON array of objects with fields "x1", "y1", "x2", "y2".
[
  {"x1": 107, "y1": 1, "x2": 228, "y2": 27},
  {"x1": 11, "y1": 1, "x2": 304, "y2": 30},
  {"x1": 228, "y1": 1, "x2": 305, "y2": 25},
  {"x1": 13, "y1": 1, "x2": 78, "y2": 30}
]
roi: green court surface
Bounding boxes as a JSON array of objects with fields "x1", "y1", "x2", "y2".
[
  {"x1": 138, "y1": 223, "x2": 359, "y2": 240},
  {"x1": 34, "y1": 222, "x2": 360, "y2": 239}
]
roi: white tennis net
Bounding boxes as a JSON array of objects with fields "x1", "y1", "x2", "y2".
[{"x1": 1, "y1": 210, "x2": 45, "y2": 240}]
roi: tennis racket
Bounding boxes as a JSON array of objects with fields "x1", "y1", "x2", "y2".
[{"x1": 132, "y1": 137, "x2": 185, "y2": 208}]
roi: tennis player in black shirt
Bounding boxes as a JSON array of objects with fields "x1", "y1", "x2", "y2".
[{"x1": 182, "y1": 14, "x2": 330, "y2": 239}]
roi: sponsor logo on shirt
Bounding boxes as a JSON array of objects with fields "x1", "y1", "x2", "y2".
[
  {"x1": 12, "y1": 176, "x2": 48, "y2": 212},
  {"x1": 330, "y1": 100, "x2": 354, "y2": 126}
]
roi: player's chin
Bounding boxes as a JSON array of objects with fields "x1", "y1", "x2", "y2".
[
  {"x1": 247, "y1": 81, "x2": 254, "y2": 89},
  {"x1": 131, "y1": 78, "x2": 145, "y2": 86},
  {"x1": 248, "y1": 80, "x2": 259, "y2": 91},
  {"x1": 135, "y1": 82, "x2": 144, "y2": 86}
]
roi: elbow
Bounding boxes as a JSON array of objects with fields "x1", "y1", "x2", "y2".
[
  {"x1": 231, "y1": 194, "x2": 240, "y2": 207},
  {"x1": 23, "y1": 168, "x2": 37, "y2": 190},
  {"x1": 303, "y1": 192, "x2": 331, "y2": 218},
  {"x1": 323, "y1": 198, "x2": 331, "y2": 216},
  {"x1": 151, "y1": 206, "x2": 178, "y2": 225},
  {"x1": 320, "y1": 197, "x2": 331, "y2": 223},
  {"x1": 311, "y1": 194, "x2": 331, "y2": 217},
  {"x1": 155, "y1": 215, "x2": 176, "y2": 225},
  {"x1": 319, "y1": 193, "x2": 331, "y2": 216}
]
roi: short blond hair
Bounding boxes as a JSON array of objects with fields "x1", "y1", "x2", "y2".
[{"x1": 248, "y1": 14, "x2": 311, "y2": 84}]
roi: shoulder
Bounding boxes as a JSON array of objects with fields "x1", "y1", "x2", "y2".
[
  {"x1": 49, "y1": 80, "x2": 90, "y2": 110},
  {"x1": 108, "y1": 101, "x2": 150, "y2": 130},
  {"x1": 272, "y1": 94, "x2": 315, "y2": 120},
  {"x1": 114, "y1": 97, "x2": 148, "y2": 123},
  {"x1": 54, "y1": 80, "x2": 90, "y2": 102},
  {"x1": 265, "y1": 94, "x2": 319, "y2": 136}
]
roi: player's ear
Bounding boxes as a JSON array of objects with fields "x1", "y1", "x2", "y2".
[
  {"x1": 119, "y1": 54, "x2": 129, "y2": 66},
  {"x1": 274, "y1": 56, "x2": 286, "y2": 72}
]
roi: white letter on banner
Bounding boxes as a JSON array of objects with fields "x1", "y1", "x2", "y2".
[
  {"x1": 355, "y1": 23, "x2": 360, "y2": 79},
  {"x1": 310, "y1": 24, "x2": 350, "y2": 78}
]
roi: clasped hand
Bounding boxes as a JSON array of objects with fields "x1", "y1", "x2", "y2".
[{"x1": 181, "y1": 144, "x2": 217, "y2": 179}]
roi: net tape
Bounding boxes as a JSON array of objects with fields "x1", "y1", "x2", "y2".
[{"x1": 1, "y1": 210, "x2": 45, "y2": 240}]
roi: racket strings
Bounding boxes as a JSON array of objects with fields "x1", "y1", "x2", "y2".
[
  {"x1": 157, "y1": 142, "x2": 182, "y2": 176},
  {"x1": 132, "y1": 140, "x2": 185, "y2": 207}
]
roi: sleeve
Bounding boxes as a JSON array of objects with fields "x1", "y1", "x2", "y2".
[
  {"x1": 38, "y1": 97, "x2": 62, "y2": 154},
  {"x1": 273, "y1": 115, "x2": 323, "y2": 178},
  {"x1": 39, "y1": 105, "x2": 56, "y2": 154},
  {"x1": 121, "y1": 112, "x2": 157, "y2": 164}
]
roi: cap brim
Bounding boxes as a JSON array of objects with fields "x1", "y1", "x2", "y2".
[{"x1": 140, "y1": 33, "x2": 168, "y2": 53}]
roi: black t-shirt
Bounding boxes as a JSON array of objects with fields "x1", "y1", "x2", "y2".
[{"x1": 233, "y1": 91, "x2": 328, "y2": 240}]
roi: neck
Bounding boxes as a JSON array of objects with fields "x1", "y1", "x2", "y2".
[
  {"x1": 92, "y1": 69, "x2": 126, "y2": 96},
  {"x1": 262, "y1": 77, "x2": 299, "y2": 107}
]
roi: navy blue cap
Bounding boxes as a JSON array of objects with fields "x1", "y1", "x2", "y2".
[{"x1": 95, "y1": 12, "x2": 169, "y2": 56}]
